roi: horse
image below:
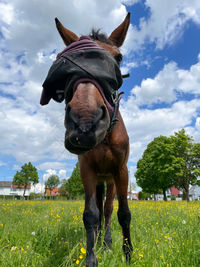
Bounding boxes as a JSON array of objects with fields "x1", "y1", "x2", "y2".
[{"x1": 40, "y1": 13, "x2": 133, "y2": 267}]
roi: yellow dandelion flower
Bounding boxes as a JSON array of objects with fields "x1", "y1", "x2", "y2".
[
  {"x1": 81, "y1": 247, "x2": 86, "y2": 254},
  {"x1": 21, "y1": 247, "x2": 24, "y2": 252},
  {"x1": 76, "y1": 260, "x2": 80, "y2": 264},
  {"x1": 138, "y1": 253, "x2": 144, "y2": 258},
  {"x1": 79, "y1": 255, "x2": 83, "y2": 259}
]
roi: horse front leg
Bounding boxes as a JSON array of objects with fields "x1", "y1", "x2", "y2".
[
  {"x1": 83, "y1": 195, "x2": 99, "y2": 267},
  {"x1": 80, "y1": 160, "x2": 99, "y2": 267},
  {"x1": 104, "y1": 182, "x2": 116, "y2": 249},
  {"x1": 96, "y1": 183, "x2": 104, "y2": 246},
  {"x1": 115, "y1": 165, "x2": 133, "y2": 263}
]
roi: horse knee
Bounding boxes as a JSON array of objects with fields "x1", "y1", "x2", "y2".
[
  {"x1": 117, "y1": 209, "x2": 131, "y2": 229},
  {"x1": 83, "y1": 209, "x2": 99, "y2": 231}
]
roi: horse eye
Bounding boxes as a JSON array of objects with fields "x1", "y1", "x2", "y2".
[{"x1": 115, "y1": 53, "x2": 123, "y2": 64}]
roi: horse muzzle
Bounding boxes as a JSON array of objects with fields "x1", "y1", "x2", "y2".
[{"x1": 64, "y1": 105, "x2": 110, "y2": 155}]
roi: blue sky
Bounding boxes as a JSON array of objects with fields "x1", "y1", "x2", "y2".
[{"x1": 0, "y1": 0, "x2": 200, "y2": 191}]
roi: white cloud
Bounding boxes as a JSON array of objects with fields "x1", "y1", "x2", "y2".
[
  {"x1": 30, "y1": 183, "x2": 45, "y2": 194},
  {"x1": 0, "y1": 161, "x2": 6, "y2": 167},
  {"x1": 42, "y1": 169, "x2": 57, "y2": 183},
  {"x1": 121, "y1": 98, "x2": 200, "y2": 162},
  {"x1": 122, "y1": 0, "x2": 200, "y2": 54},
  {"x1": 0, "y1": 2, "x2": 14, "y2": 25},
  {"x1": 59, "y1": 169, "x2": 67, "y2": 180},
  {"x1": 131, "y1": 57, "x2": 200, "y2": 106},
  {"x1": 42, "y1": 168, "x2": 67, "y2": 183},
  {"x1": 38, "y1": 162, "x2": 67, "y2": 171},
  {"x1": 122, "y1": 0, "x2": 140, "y2": 6}
]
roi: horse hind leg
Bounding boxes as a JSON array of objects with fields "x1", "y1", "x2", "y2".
[{"x1": 104, "y1": 182, "x2": 116, "y2": 249}]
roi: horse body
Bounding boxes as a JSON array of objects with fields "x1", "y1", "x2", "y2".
[
  {"x1": 78, "y1": 112, "x2": 131, "y2": 266},
  {"x1": 41, "y1": 13, "x2": 132, "y2": 267}
]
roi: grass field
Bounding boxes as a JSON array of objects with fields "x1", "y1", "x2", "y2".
[{"x1": 0, "y1": 200, "x2": 200, "y2": 267}]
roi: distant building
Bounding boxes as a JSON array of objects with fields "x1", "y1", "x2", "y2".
[
  {"x1": 0, "y1": 181, "x2": 31, "y2": 197},
  {"x1": 189, "y1": 185, "x2": 200, "y2": 200},
  {"x1": 155, "y1": 187, "x2": 183, "y2": 201},
  {"x1": 46, "y1": 188, "x2": 60, "y2": 197},
  {"x1": 128, "y1": 190, "x2": 138, "y2": 200},
  {"x1": 170, "y1": 186, "x2": 181, "y2": 196},
  {"x1": 0, "y1": 181, "x2": 12, "y2": 196}
]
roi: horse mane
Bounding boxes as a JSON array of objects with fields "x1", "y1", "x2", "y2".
[{"x1": 89, "y1": 29, "x2": 113, "y2": 45}]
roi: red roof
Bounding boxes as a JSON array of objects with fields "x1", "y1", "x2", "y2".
[
  {"x1": 12, "y1": 183, "x2": 31, "y2": 189},
  {"x1": 46, "y1": 188, "x2": 60, "y2": 196},
  {"x1": 170, "y1": 186, "x2": 180, "y2": 196}
]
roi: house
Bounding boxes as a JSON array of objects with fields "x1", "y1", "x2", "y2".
[
  {"x1": 0, "y1": 181, "x2": 12, "y2": 196},
  {"x1": 11, "y1": 183, "x2": 31, "y2": 196},
  {"x1": 128, "y1": 190, "x2": 138, "y2": 200},
  {"x1": 46, "y1": 188, "x2": 60, "y2": 196},
  {"x1": 189, "y1": 185, "x2": 200, "y2": 200},
  {"x1": 170, "y1": 186, "x2": 181, "y2": 196},
  {"x1": 155, "y1": 187, "x2": 183, "y2": 201},
  {"x1": 0, "y1": 181, "x2": 31, "y2": 197}
]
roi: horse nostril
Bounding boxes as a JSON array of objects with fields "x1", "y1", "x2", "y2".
[{"x1": 65, "y1": 104, "x2": 79, "y2": 130}]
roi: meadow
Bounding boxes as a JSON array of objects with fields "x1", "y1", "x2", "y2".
[{"x1": 0, "y1": 200, "x2": 200, "y2": 267}]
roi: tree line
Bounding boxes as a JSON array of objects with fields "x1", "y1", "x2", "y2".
[
  {"x1": 12, "y1": 129, "x2": 200, "y2": 201},
  {"x1": 12, "y1": 161, "x2": 83, "y2": 199},
  {"x1": 135, "y1": 129, "x2": 200, "y2": 201}
]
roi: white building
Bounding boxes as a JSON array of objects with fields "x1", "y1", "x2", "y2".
[
  {"x1": 189, "y1": 185, "x2": 200, "y2": 200},
  {"x1": 0, "y1": 181, "x2": 31, "y2": 197},
  {"x1": 0, "y1": 182, "x2": 12, "y2": 196}
]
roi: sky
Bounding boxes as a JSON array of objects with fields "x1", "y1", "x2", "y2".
[{"x1": 0, "y1": 0, "x2": 200, "y2": 190}]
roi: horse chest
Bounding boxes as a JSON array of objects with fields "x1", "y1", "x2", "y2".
[{"x1": 91, "y1": 142, "x2": 118, "y2": 175}]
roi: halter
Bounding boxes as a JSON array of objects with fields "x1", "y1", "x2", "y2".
[{"x1": 40, "y1": 36, "x2": 124, "y2": 131}]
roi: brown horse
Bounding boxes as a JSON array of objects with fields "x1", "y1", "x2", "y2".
[{"x1": 42, "y1": 13, "x2": 132, "y2": 267}]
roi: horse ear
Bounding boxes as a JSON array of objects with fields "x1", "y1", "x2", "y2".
[
  {"x1": 55, "y1": 18, "x2": 79, "y2": 46},
  {"x1": 108, "y1": 13, "x2": 130, "y2": 47}
]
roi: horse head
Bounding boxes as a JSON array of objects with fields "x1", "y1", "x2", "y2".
[{"x1": 41, "y1": 14, "x2": 130, "y2": 155}]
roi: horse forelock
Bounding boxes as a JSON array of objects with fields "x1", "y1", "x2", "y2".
[{"x1": 89, "y1": 29, "x2": 113, "y2": 45}]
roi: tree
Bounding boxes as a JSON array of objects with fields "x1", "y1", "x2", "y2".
[
  {"x1": 13, "y1": 162, "x2": 39, "y2": 197},
  {"x1": 64, "y1": 162, "x2": 84, "y2": 199},
  {"x1": 135, "y1": 136, "x2": 180, "y2": 201},
  {"x1": 59, "y1": 179, "x2": 68, "y2": 197},
  {"x1": 171, "y1": 129, "x2": 200, "y2": 201},
  {"x1": 45, "y1": 175, "x2": 60, "y2": 198},
  {"x1": 128, "y1": 180, "x2": 136, "y2": 193},
  {"x1": 138, "y1": 191, "x2": 152, "y2": 200}
]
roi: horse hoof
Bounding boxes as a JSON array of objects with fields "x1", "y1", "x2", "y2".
[
  {"x1": 86, "y1": 255, "x2": 98, "y2": 267},
  {"x1": 86, "y1": 261, "x2": 98, "y2": 267},
  {"x1": 123, "y1": 243, "x2": 133, "y2": 264}
]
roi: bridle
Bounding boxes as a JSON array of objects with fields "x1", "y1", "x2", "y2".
[{"x1": 40, "y1": 36, "x2": 126, "y2": 132}]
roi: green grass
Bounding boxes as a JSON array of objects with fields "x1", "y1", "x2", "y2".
[{"x1": 0, "y1": 200, "x2": 200, "y2": 266}]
